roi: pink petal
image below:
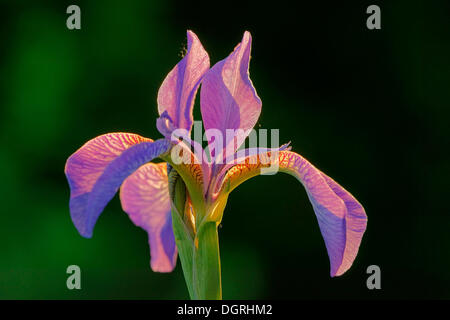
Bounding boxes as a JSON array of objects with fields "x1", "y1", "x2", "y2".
[
  {"x1": 65, "y1": 133, "x2": 160, "y2": 237},
  {"x1": 157, "y1": 30, "x2": 210, "y2": 132},
  {"x1": 219, "y1": 151, "x2": 367, "y2": 276},
  {"x1": 200, "y1": 31, "x2": 262, "y2": 164},
  {"x1": 319, "y1": 172, "x2": 367, "y2": 276},
  {"x1": 65, "y1": 133, "x2": 153, "y2": 199},
  {"x1": 278, "y1": 152, "x2": 367, "y2": 276},
  {"x1": 120, "y1": 163, "x2": 177, "y2": 273}
]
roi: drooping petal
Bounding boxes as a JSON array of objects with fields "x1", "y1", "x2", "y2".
[
  {"x1": 200, "y1": 31, "x2": 262, "y2": 164},
  {"x1": 319, "y1": 173, "x2": 367, "y2": 276},
  {"x1": 120, "y1": 162, "x2": 177, "y2": 273},
  {"x1": 65, "y1": 133, "x2": 152, "y2": 199},
  {"x1": 65, "y1": 134, "x2": 171, "y2": 238},
  {"x1": 157, "y1": 30, "x2": 210, "y2": 132},
  {"x1": 218, "y1": 151, "x2": 367, "y2": 277}
]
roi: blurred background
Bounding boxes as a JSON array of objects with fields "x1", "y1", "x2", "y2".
[{"x1": 0, "y1": 0, "x2": 449, "y2": 299}]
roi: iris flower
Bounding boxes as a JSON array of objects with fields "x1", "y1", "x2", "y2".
[{"x1": 65, "y1": 31, "x2": 367, "y2": 299}]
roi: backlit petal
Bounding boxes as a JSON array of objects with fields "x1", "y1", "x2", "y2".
[
  {"x1": 319, "y1": 173, "x2": 367, "y2": 276},
  {"x1": 65, "y1": 135, "x2": 171, "y2": 238},
  {"x1": 120, "y1": 163, "x2": 177, "y2": 273},
  {"x1": 157, "y1": 30, "x2": 210, "y2": 132},
  {"x1": 200, "y1": 31, "x2": 262, "y2": 164},
  {"x1": 219, "y1": 151, "x2": 367, "y2": 276}
]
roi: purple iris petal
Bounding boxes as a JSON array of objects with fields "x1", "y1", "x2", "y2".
[
  {"x1": 278, "y1": 152, "x2": 367, "y2": 277},
  {"x1": 319, "y1": 172, "x2": 367, "y2": 276},
  {"x1": 65, "y1": 133, "x2": 152, "y2": 199},
  {"x1": 200, "y1": 31, "x2": 262, "y2": 164},
  {"x1": 65, "y1": 135, "x2": 171, "y2": 238},
  {"x1": 120, "y1": 163, "x2": 177, "y2": 273},
  {"x1": 219, "y1": 150, "x2": 367, "y2": 276},
  {"x1": 157, "y1": 30, "x2": 210, "y2": 132}
]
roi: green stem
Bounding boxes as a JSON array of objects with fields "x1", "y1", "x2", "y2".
[
  {"x1": 193, "y1": 222, "x2": 222, "y2": 300},
  {"x1": 168, "y1": 169, "x2": 223, "y2": 300},
  {"x1": 170, "y1": 173, "x2": 196, "y2": 299}
]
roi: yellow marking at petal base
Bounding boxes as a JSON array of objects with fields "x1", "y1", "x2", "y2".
[
  {"x1": 204, "y1": 194, "x2": 229, "y2": 224},
  {"x1": 217, "y1": 151, "x2": 312, "y2": 197},
  {"x1": 170, "y1": 145, "x2": 203, "y2": 184},
  {"x1": 218, "y1": 152, "x2": 275, "y2": 195},
  {"x1": 162, "y1": 146, "x2": 204, "y2": 210},
  {"x1": 184, "y1": 194, "x2": 196, "y2": 235},
  {"x1": 217, "y1": 151, "x2": 347, "y2": 221}
]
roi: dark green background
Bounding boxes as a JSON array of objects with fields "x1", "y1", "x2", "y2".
[{"x1": 0, "y1": 0, "x2": 449, "y2": 299}]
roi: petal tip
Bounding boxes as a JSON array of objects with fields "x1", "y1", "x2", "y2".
[
  {"x1": 186, "y1": 30, "x2": 197, "y2": 45},
  {"x1": 330, "y1": 267, "x2": 344, "y2": 277},
  {"x1": 79, "y1": 230, "x2": 93, "y2": 239},
  {"x1": 242, "y1": 30, "x2": 252, "y2": 43},
  {"x1": 151, "y1": 261, "x2": 176, "y2": 273}
]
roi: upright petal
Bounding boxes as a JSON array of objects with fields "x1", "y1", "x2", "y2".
[
  {"x1": 200, "y1": 31, "x2": 262, "y2": 163},
  {"x1": 65, "y1": 135, "x2": 171, "y2": 238},
  {"x1": 157, "y1": 30, "x2": 210, "y2": 132},
  {"x1": 218, "y1": 151, "x2": 367, "y2": 277},
  {"x1": 120, "y1": 163, "x2": 177, "y2": 273}
]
